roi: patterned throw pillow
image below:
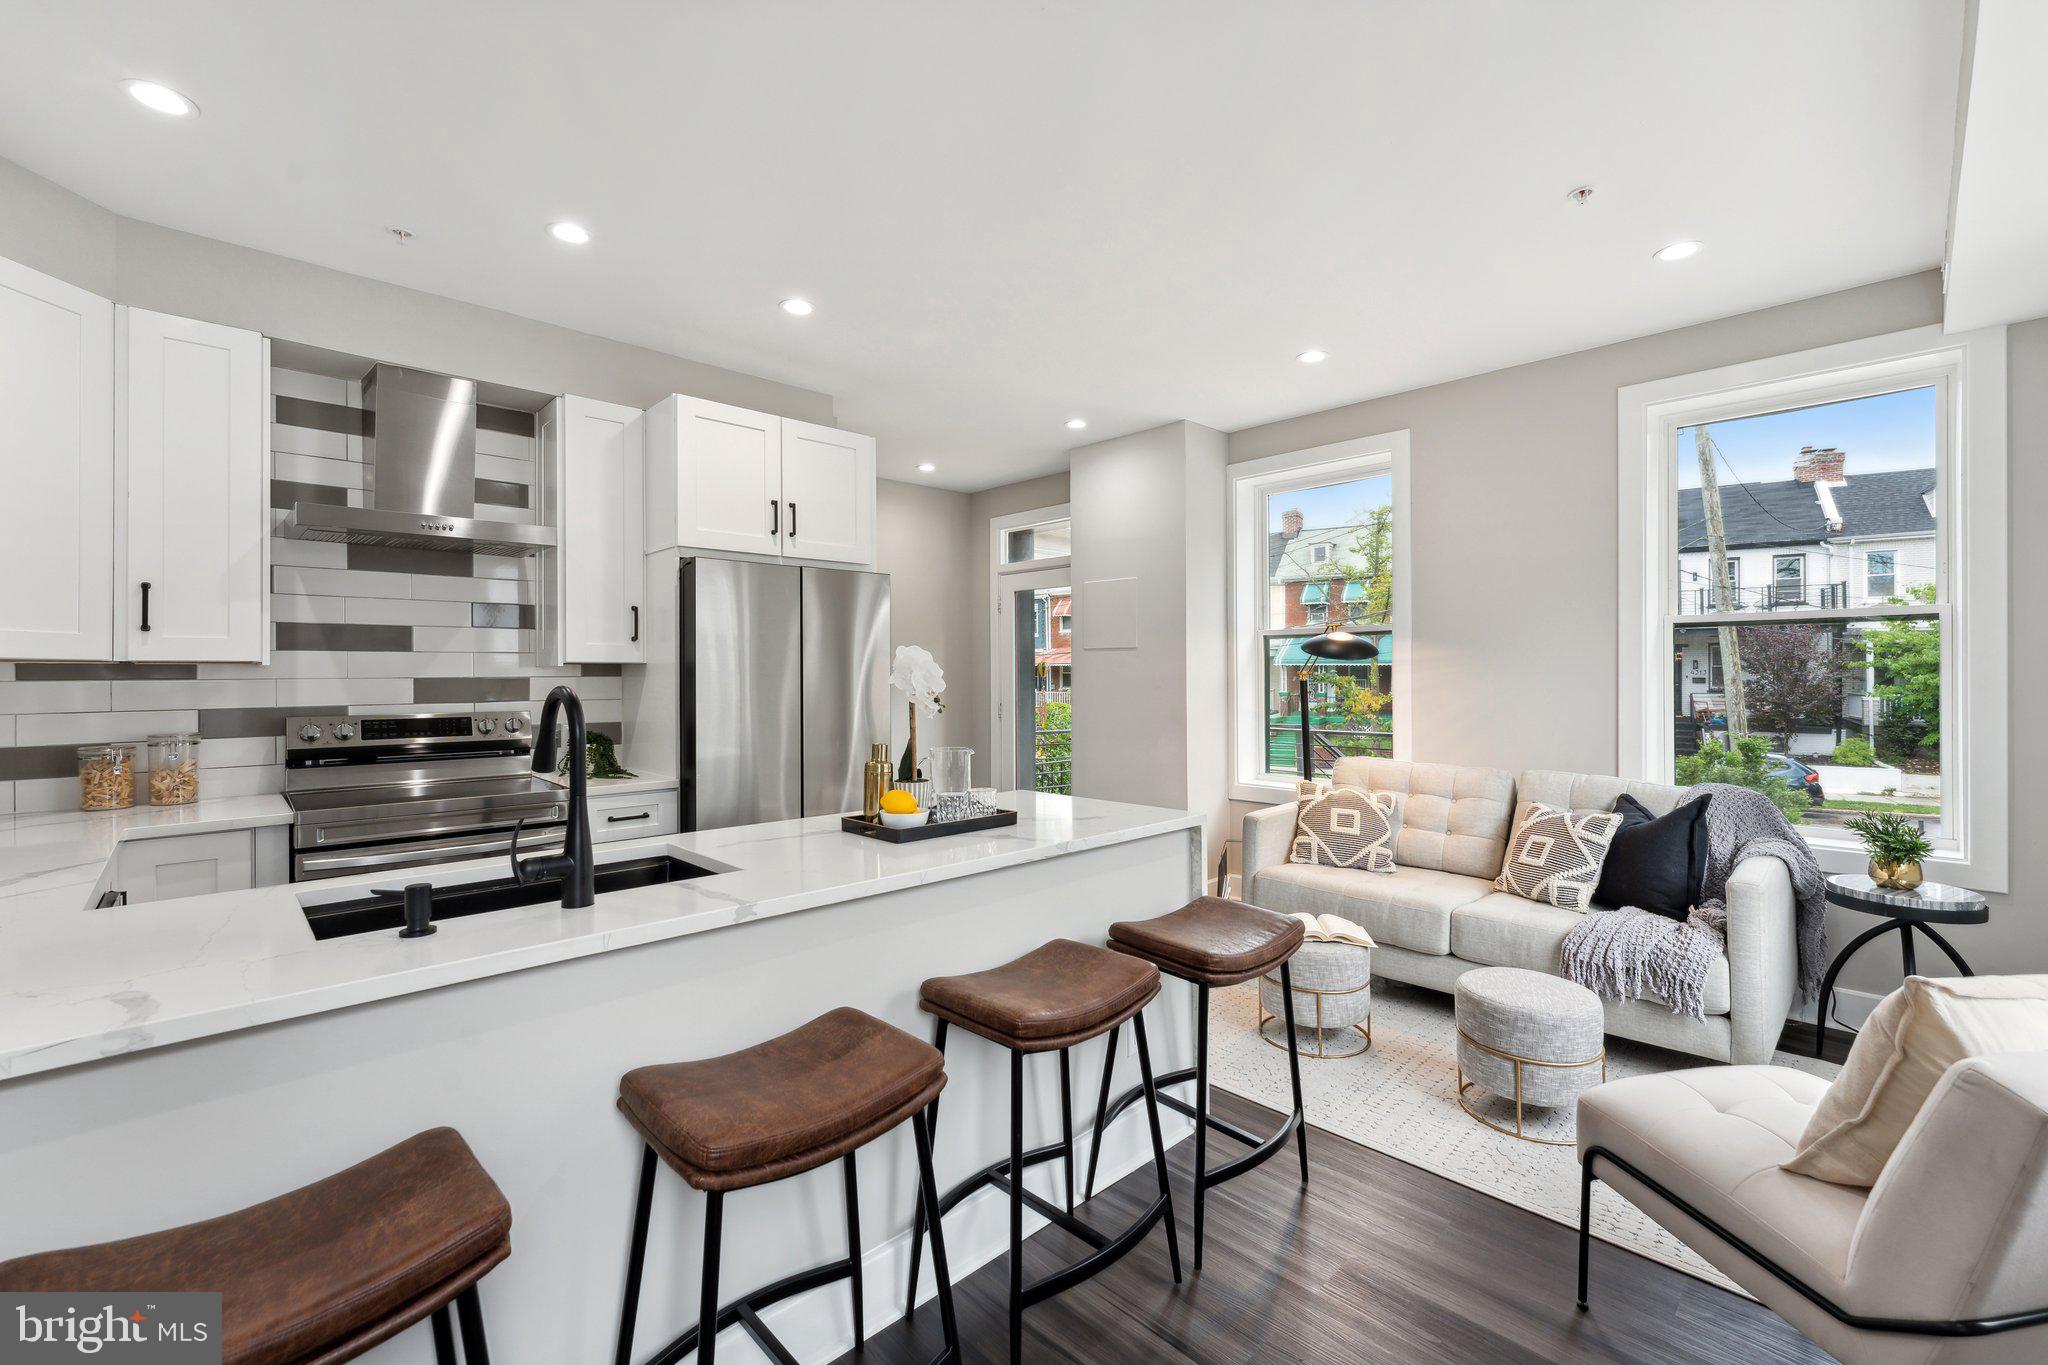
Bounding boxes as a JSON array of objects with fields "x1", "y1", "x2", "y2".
[
  {"x1": 1288, "y1": 781, "x2": 1400, "y2": 873},
  {"x1": 1495, "y1": 803, "x2": 1625, "y2": 910}
]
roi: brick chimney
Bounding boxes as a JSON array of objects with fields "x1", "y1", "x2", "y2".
[
  {"x1": 1281, "y1": 507, "x2": 1304, "y2": 537},
  {"x1": 1793, "y1": 446, "x2": 1847, "y2": 483}
]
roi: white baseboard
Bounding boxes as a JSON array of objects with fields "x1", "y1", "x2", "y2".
[{"x1": 1790, "y1": 985, "x2": 1884, "y2": 1034}]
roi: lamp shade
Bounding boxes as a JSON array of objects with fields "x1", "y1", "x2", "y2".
[{"x1": 1301, "y1": 622, "x2": 1380, "y2": 662}]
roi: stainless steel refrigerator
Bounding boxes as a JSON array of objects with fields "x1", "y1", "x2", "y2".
[{"x1": 678, "y1": 557, "x2": 891, "y2": 831}]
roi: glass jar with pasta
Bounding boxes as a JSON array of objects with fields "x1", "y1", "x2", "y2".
[
  {"x1": 146, "y1": 733, "x2": 202, "y2": 806},
  {"x1": 77, "y1": 744, "x2": 137, "y2": 810}
]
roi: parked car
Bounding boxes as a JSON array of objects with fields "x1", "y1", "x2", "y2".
[{"x1": 1768, "y1": 752, "x2": 1826, "y2": 805}]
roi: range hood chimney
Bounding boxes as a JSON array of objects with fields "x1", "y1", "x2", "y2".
[{"x1": 278, "y1": 364, "x2": 555, "y2": 557}]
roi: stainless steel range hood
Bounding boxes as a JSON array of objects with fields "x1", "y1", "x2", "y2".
[{"x1": 278, "y1": 364, "x2": 556, "y2": 557}]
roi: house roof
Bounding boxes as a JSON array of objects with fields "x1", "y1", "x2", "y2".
[
  {"x1": 1266, "y1": 523, "x2": 1371, "y2": 581},
  {"x1": 1676, "y1": 468, "x2": 1935, "y2": 551}
]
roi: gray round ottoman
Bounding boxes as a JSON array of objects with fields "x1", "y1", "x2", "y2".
[
  {"x1": 1454, "y1": 967, "x2": 1605, "y2": 1144},
  {"x1": 1259, "y1": 938, "x2": 1372, "y2": 1058}
]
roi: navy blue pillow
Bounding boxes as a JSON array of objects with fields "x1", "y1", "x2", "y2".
[{"x1": 1591, "y1": 794, "x2": 1708, "y2": 920}]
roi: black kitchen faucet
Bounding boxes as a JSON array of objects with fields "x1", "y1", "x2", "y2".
[{"x1": 510, "y1": 685, "x2": 596, "y2": 909}]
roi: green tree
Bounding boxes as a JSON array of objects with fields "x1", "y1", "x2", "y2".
[
  {"x1": 1675, "y1": 735, "x2": 1807, "y2": 823},
  {"x1": 1033, "y1": 698, "x2": 1072, "y2": 794},
  {"x1": 1864, "y1": 584, "x2": 1940, "y2": 757},
  {"x1": 1327, "y1": 504, "x2": 1394, "y2": 625}
]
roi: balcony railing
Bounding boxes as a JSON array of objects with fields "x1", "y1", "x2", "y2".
[
  {"x1": 1678, "y1": 582, "x2": 1849, "y2": 615},
  {"x1": 1265, "y1": 723, "x2": 1392, "y2": 778},
  {"x1": 1031, "y1": 727, "x2": 1072, "y2": 795}
]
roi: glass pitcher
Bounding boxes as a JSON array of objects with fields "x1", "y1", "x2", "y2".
[{"x1": 926, "y1": 746, "x2": 975, "y2": 796}]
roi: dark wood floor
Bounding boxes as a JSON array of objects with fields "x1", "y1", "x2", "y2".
[{"x1": 836, "y1": 1089, "x2": 1834, "y2": 1365}]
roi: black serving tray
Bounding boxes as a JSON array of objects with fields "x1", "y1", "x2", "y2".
[{"x1": 841, "y1": 808, "x2": 1019, "y2": 842}]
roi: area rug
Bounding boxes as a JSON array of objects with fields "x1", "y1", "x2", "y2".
[{"x1": 1205, "y1": 977, "x2": 1839, "y2": 1292}]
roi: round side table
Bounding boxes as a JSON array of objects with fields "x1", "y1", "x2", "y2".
[{"x1": 1812, "y1": 872, "x2": 1988, "y2": 1057}]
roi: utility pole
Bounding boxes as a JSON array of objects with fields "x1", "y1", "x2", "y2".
[{"x1": 1695, "y1": 425, "x2": 1748, "y2": 739}]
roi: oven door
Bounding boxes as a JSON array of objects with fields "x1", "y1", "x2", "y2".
[{"x1": 292, "y1": 822, "x2": 567, "y2": 881}]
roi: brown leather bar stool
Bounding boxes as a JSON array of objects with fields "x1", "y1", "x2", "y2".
[
  {"x1": 904, "y1": 938, "x2": 1181, "y2": 1365},
  {"x1": 1087, "y1": 896, "x2": 1309, "y2": 1266},
  {"x1": 0, "y1": 1127, "x2": 511, "y2": 1364},
  {"x1": 613, "y1": 1006, "x2": 958, "y2": 1365}
]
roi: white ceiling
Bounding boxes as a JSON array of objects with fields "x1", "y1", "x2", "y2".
[{"x1": 0, "y1": 0, "x2": 1962, "y2": 490}]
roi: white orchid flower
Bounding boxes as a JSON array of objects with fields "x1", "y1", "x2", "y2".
[{"x1": 889, "y1": 645, "x2": 948, "y2": 715}]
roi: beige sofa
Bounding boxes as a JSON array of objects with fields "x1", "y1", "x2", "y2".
[{"x1": 1242, "y1": 758, "x2": 1800, "y2": 1065}]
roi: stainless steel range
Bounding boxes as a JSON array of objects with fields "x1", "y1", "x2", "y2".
[{"x1": 284, "y1": 708, "x2": 569, "y2": 881}]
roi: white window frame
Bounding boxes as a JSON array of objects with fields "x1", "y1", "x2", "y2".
[
  {"x1": 1618, "y1": 324, "x2": 2008, "y2": 892},
  {"x1": 989, "y1": 503, "x2": 1073, "y2": 790},
  {"x1": 1228, "y1": 430, "x2": 1412, "y2": 804}
]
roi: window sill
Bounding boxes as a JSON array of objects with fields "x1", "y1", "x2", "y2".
[
  {"x1": 1232, "y1": 777, "x2": 1303, "y2": 806},
  {"x1": 1804, "y1": 834, "x2": 2006, "y2": 896}
]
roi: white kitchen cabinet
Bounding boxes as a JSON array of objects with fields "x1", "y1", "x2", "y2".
[
  {"x1": 117, "y1": 308, "x2": 269, "y2": 662},
  {"x1": 0, "y1": 254, "x2": 114, "y2": 660},
  {"x1": 644, "y1": 395, "x2": 875, "y2": 566},
  {"x1": 540, "y1": 396, "x2": 645, "y2": 664},
  {"x1": 112, "y1": 829, "x2": 256, "y2": 905},
  {"x1": 588, "y1": 788, "x2": 680, "y2": 843},
  {"x1": 780, "y1": 418, "x2": 876, "y2": 565}
]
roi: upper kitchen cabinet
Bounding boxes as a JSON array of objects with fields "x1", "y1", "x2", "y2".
[
  {"x1": 117, "y1": 307, "x2": 269, "y2": 662},
  {"x1": 645, "y1": 395, "x2": 875, "y2": 566},
  {"x1": 539, "y1": 395, "x2": 645, "y2": 664},
  {"x1": 0, "y1": 255, "x2": 114, "y2": 660}
]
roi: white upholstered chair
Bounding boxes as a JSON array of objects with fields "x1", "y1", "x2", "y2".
[{"x1": 1577, "y1": 1052, "x2": 2048, "y2": 1363}]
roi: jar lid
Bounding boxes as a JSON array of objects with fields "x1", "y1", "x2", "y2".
[
  {"x1": 147, "y1": 732, "x2": 200, "y2": 743},
  {"x1": 76, "y1": 743, "x2": 135, "y2": 757}
]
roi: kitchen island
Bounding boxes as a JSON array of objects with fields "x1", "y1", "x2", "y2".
[{"x1": 0, "y1": 792, "x2": 1204, "y2": 1363}]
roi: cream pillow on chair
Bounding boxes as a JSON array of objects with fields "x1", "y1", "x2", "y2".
[{"x1": 1783, "y1": 974, "x2": 2048, "y2": 1188}]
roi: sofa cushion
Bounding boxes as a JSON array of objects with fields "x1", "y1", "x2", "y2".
[
  {"x1": 1253, "y1": 862, "x2": 1492, "y2": 955},
  {"x1": 1327, "y1": 757, "x2": 1515, "y2": 878},
  {"x1": 1593, "y1": 794, "x2": 1708, "y2": 919},
  {"x1": 1451, "y1": 893, "x2": 1731, "y2": 1015},
  {"x1": 1517, "y1": 769, "x2": 1687, "y2": 818},
  {"x1": 1495, "y1": 803, "x2": 1624, "y2": 910},
  {"x1": 1287, "y1": 781, "x2": 1399, "y2": 872}
]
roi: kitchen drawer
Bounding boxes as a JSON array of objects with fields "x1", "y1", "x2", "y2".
[{"x1": 588, "y1": 789, "x2": 679, "y2": 843}]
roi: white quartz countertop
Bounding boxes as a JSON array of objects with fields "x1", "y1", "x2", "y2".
[
  {"x1": 539, "y1": 771, "x2": 679, "y2": 797},
  {"x1": 0, "y1": 796, "x2": 293, "y2": 913},
  {"x1": 0, "y1": 793, "x2": 1199, "y2": 1082}
]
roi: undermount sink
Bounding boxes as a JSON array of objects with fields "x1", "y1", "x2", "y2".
[{"x1": 300, "y1": 855, "x2": 716, "y2": 941}]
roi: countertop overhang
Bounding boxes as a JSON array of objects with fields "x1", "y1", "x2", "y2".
[{"x1": 0, "y1": 793, "x2": 1200, "y2": 1082}]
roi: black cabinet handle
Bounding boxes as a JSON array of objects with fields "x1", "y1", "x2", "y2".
[
  {"x1": 770, "y1": 499, "x2": 779, "y2": 535},
  {"x1": 606, "y1": 812, "x2": 650, "y2": 823},
  {"x1": 630, "y1": 605, "x2": 640, "y2": 643},
  {"x1": 140, "y1": 582, "x2": 152, "y2": 632},
  {"x1": 788, "y1": 502, "x2": 797, "y2": 537}
]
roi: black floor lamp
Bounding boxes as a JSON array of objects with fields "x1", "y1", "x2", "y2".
[{"x1": 1297, "y1": 622, "x2": 1380, "y2": 780}]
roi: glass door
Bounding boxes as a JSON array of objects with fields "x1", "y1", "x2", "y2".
[{"x1": 995, "y1": 566, "x2": 1073, "y2": 793}]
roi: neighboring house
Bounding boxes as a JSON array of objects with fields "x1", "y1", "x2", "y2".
[
  {"x1": 1033, "y1": 593, "x2": 1072, "y2": 693},
  {"x1": 1674, "y1": 448, "x2": 1935, "y2": 755},
  {"x1": 1264, "y1": 508, "x2": 1391, "y2": 735}
]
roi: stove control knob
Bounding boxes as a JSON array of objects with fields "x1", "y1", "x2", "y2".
[
  {"x1": 298, "y1": 723, "x2": 323, "y2": 743},
  {"x1": 475, "y1": 717, "x2": 497, "y2": 735},
  {"x1": 502, "y1": 716, "x2": 524, "y2": 734},
  {"x1": 331, "y1": 722, "x2": 356, "y2": 741}
]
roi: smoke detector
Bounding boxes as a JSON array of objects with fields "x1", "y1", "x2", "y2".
[
  {"x1": 387, "y1": 227, "x2": 415, "y2": 246},
  {"x1": 1566, "y1": 186, "x2": 1595, "y2": 206}
]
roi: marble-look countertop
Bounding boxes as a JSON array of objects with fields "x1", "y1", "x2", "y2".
[
  {"x1": 539, "y1": 771, "x2": 679, "y2": 798},
  {"x1": 0, "y1": 793, "x2": 1200, "y2": 1082},
  {"x1": 0, "y1": 797, "x2": 293, "y2": 913}
]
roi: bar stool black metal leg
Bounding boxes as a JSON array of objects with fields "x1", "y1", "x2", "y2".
[
  {"x1": 910, "y1": 1108, "x2": 961, "y2": 1363},
  {"x1": 1059, "y1": 1046, "x2": 1075, "y2": 1214},
  {"x1": 1081, "y1": 1023, "x2": 1119, "y2": 1201},
  {"x1": 431, "y1": 1306, "x2": 457, "y2": 1365},
  {"x1": 842, "y1": 1151, "x2": 864, "y2": 1345},
  {"x1": 1192, "y1": 982, "x2": 1211, "y2": 1269},
  {"x1": 1576, "y1": 1154, "x2": 1594, "y2": 1311},
  {"x1": 904, "y1": 1019, "x2": 948, "y2": 1319},
  {"x1": 614, "y1": 1143, "x2": 658, "y2": 1365},
  {"x1": 1279, "y1": 960, "x2": 1309, "y2": 1185},
  {"x1": 1008, "y1": 1049, "x2": 1025, "y2": 1365},
  {"x1": 1132, "y1": 1011, "x2": 1183, "y2": 1285},
  {"x1": 698, "y1": 1191, "x2": 725, "y2": 1365},
  {"x1": 454, "y1": 1285, "x2": 491, "y2": 1365}
]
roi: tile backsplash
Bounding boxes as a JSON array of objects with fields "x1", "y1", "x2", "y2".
[{"x1": 0, "y1": 367, "x2": 624, "y2": 814}]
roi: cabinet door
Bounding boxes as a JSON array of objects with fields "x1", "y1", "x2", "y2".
[
  {"x1": 781, "y1": 419, "x2": 875, "y2": 565},
  {"x1": 676, "y1": 397, "x2": 782, "y2": 556},
  {"x1": 546, "y1": 396, "x2": 645, "y2": 663},
  {"x1": 120, "y1": 308, "x2": 268, "y2": 661},
  {"x1": 0, "y1": 255, "x2": 114, "y2": 659},
  {"x1": 114, "y1": 829, "x2": 255, "y2": 905}
]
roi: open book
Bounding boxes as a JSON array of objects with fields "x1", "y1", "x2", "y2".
[{"x1": 1288, "y1": 912, "x2": 1375, "y2": 949}]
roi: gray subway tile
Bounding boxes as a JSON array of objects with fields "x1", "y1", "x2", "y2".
[
  {"x1": 579, "y1": 664, "x2": 624, "y2": 678},
  {"x1": 0, "y1": 745, "x2": 86, "y2": 781},
  {"x1": 271, "y1": 478, "x2": 349, "y2": 510},
  {"x1": 469, "y1": 603, "x2": 537, "y2": 630},
  {"x1": 591, "y1": 721, "x2": 622, "y2": 744},
  {"x1": 198, "y1": 708, "x2": 300, "y2": 739},
  {"x1": 475, "y1": 478, "x2": 530, "y2": 509},
  {"x1": 477, "y1": 404, "x2": 535, "y2": 437},
  {"x1": 274, "y1": 395, "x2": 366, "y2": 435},
  {"x1": 414, "y1": 677, "x2": 531, "y2": 704},
  {"x1": 275, "y1": 621, "x2": 415, "y2": 652},
  {"x1": 14, "y1": 663, "x2": 198, "y2": 681},
  {"x1": 346, "y1": 544, "x2": 477, "y2": 578}
]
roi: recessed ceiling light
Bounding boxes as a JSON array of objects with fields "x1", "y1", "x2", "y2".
[
  {"x1": 123, "y1": 80, "x2": 196, "y2": 117},
  {"x1": 1653, "y1": 240, "x2": 1702, "y2": 263},
  {"x1": 916, "y1": 462, "x2": 937, "y2": 473},
  {"x1": 780, "y1": 297, "x2": 815, "y2": 316},
  {"x1": 548, "y1": 222, "x2": 591, "y2": 245},
  {"x1": 1297, "y1": 350, "x2": 1328, "y2": 365},
  {"x1": 1065, "y1": 418, "x2": 1088, "y2": 430}
]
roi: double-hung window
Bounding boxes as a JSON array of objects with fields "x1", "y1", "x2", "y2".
[
  {"x1": 1620, "y1": 325, "x2": 2008, "y2": 890},
  {"x1": 1229, "y1": 431, "x2": 1410, "y2": 801}
]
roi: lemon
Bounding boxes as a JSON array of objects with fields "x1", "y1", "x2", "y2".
[{"x1": 880, "y1": 789, "x2": 920, "y2": 815}]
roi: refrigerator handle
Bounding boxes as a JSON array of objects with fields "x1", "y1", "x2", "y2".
[{"x1": 769, "y1": 499, "x2": 779, "y2": 536}]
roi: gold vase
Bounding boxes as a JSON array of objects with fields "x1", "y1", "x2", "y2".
[{"x1": 1869, "y1": 858, "x2": 1924, "y2": 891}]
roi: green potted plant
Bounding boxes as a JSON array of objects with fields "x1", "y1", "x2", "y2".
[{"x1": 1844, "y1": 810, "x2": 1933, "y2": 890}]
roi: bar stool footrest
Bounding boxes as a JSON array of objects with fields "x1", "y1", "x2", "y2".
[
  {"x1": 1022, "y1": 1190, "x2": 1174, "y2": 1308},
  {"x1": 639, "y1": 1255, "x2": 853, "y2": 1365}
]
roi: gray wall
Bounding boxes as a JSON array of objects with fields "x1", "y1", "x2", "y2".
[{"x1": 875, "y1": 478, "x2": 976, "y2": 761}]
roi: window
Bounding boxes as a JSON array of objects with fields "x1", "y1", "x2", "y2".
[
  {"x1": 1620, "y1": 325, "x2": 2008, "y2": 891},
  {"x1": 1230, "y1": 431, "x2": 1410, "y2": 799},
  {"x1": 1003, "y1": 516, "x2": 1072, "y2": 564}
]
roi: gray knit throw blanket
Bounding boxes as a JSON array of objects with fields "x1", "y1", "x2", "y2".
[{"x1": 1558, "y1": 783, "x2": 1828, "y2": 1019}]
